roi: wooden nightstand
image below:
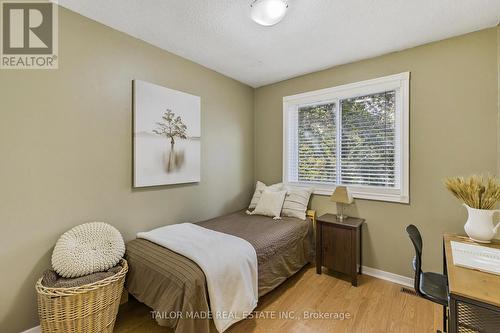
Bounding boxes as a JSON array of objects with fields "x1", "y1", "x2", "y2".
[{"x1": 315, "y1": 213, "x2": 365, "y2": 286}]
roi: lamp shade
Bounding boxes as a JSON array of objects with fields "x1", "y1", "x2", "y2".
[{"x1": 330, "y1": 186, "x2": 353, "y2": 204}]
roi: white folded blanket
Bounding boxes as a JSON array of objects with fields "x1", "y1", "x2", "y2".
[{"x1": 137, "y1": 223, "x2": 258, "y2": 332}]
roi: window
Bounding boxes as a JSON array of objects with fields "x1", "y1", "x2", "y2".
[{"x1": 283, "y1": 72, "x2": 409, "y2": 203}]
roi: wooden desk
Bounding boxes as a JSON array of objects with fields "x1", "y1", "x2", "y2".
[{"x1": 443, "y1": 234, "x2": 500, "y2": 333}]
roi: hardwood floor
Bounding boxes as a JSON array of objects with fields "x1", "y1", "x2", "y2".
[{"x1": 114, "y1": 265, "x2": 438, "y2": 333}]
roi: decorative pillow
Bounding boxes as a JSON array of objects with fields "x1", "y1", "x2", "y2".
[
  {"x1": 248, "y1": 181, "x2": 283, "y2": 209},
  {"x1": 282, "y1": 186, "x2": 313, "y2": 220},
  {"x1": 250, "y1": 190, "x2": 287, "y2": 219},
  {"x1": 52, "y1": 222, "x2": 125, "y2": 278}
]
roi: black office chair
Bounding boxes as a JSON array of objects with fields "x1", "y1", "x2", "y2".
[{"x1": 406, "y1": 225, "x2": 449, "y2": 332}]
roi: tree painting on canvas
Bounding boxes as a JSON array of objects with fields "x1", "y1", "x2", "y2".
[
  {"x1": 133, "y1": 80, "x2": 201, "y2": 187},
  {"x1": 152, "y1": 109, "x2": 188, "y2": 173}
]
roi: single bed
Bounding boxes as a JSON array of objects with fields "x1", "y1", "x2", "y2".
[{"x1": 125, "y1": 210, "x2": 314, "y2": 333}]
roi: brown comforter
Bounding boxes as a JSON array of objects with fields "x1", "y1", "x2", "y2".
[{"x1": 125, "y1": 210, "x2": 314, "y2": 333}]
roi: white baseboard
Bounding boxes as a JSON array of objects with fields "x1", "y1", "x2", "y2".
[
  {"x1": 362, "y1": 265, "x2": 414, "y2": 288},
  {"x1": 21, "y1": 326, "x2": 40, "y2": 333}
]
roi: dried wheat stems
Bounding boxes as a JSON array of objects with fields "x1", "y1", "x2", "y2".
[{"x1": 444, "y1": 175, "x2": 500, "y2": 209}]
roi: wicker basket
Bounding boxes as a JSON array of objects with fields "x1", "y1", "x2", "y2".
[{"x1": 36, "y1": 259, "x2": 128, "y2": 333}]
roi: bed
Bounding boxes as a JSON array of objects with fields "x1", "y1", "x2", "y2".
[{"x1": 125, "y1": 209, "x2": 315, "y2": 333}]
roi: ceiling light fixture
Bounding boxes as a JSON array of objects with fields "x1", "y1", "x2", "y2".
[{"x1": 250, "y1": 0, "x2": 288, "y2": 26}]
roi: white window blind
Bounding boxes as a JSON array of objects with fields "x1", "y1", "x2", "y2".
[
  {"x1": 283, "y1": 72, "x2": 409, "y2": 203},
  {"x1": 340, "y1": 91, "x2": 396, "y2": 187},
  {"x1": 297, "y1": 102, "x2": 337, "y2": 183}
]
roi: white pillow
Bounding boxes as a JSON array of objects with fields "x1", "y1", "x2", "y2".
[
  {"x1": 248, "y1": 181, "x2": 283, "y2": 209},
  {"x1": 52, "y1": 222, "x2": 125, "y2": 278},
  {"x1": 281, "y1": 186, "x2": 313, "y2": 220},
  {"x1": 251, "y1": 190, "x2": 287, "y2": 219}
]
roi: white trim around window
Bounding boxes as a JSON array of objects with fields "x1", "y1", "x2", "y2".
[{"x1": 282, "y1": 72, "x2": 410, "y2": 203}]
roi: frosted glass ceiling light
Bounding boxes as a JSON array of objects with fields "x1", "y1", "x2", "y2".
[{"x1": 250, "y1": 0, "x2": 288, "y2": 26}]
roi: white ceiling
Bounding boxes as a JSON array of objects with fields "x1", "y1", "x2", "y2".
[{"x1": 58, "y1": 0, "x2": 500, "y2": 88}]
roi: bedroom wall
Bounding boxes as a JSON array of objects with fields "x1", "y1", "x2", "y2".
[
  {"x1": 0, "y1": 8, "x2": 254, "y2": 333},
  {"x1": 498, "y1": 25, "x2": 500, "y2": 176},
  {"x1": 254, "y1": 28, "x2": 499, "y2": 278}
]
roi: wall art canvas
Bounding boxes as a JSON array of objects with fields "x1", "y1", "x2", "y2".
[{"x1": 133, "y1": 80, "x2": 201, "y2": 187}]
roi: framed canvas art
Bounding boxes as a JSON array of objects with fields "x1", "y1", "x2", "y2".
[{"x1": 133, "y1": 80, "x2": 201, "y2": 187}]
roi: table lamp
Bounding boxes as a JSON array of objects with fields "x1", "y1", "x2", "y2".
[{"x1": 330, "y1": 186, "x2": 353, "y2": 221}]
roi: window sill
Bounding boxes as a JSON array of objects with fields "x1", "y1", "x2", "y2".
[{"x1": 285, "y1": 182, "x2": 409, "y2": 204}]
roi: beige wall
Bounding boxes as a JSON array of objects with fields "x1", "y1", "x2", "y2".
[
  {"x1": 255, "y1": 28, "x2": 499, "y2": 278},
  {"x1": 498, "y1": 25, "x2": 500, "y2": 175},
  {"x1": 0, "y1": 8, "x2": 254, "y2": 333}
]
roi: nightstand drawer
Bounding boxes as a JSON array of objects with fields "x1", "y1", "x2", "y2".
[{"x1": 322, "y1": 224, "x2": 352, "y2": 274}]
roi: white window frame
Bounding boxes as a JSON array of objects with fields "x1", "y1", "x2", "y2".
[{"x1": 283, "y1": 72, "x2": 410, "y2": 203}]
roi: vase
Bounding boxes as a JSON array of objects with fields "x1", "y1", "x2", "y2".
[{"x1": 463, "y1": 204, "x2": 500, "y2": 243}]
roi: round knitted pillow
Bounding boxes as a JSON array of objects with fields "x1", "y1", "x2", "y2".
[{"x1": 52, "y1": 222, "x2": 125, "y2": 278}]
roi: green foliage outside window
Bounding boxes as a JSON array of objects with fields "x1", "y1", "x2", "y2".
[{"x1": 297, "y1": 91, "x2": 396, "y2": 187}]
